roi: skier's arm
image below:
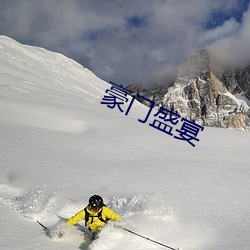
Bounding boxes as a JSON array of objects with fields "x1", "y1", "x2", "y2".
[
  {"x1": 104, "y1": 207, "x2": 122, "y2": 222},
  {"x1": 67, "y1": 209, "x2": 85, "y2": 225}
]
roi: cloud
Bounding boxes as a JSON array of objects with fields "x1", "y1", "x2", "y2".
[
  {"x1": 200, "y1": 18, "x2": 240, "y2": 45},
  {"x1": 0, "y1": 0, "x2": 249, "y2": 87},
  {"x1": 209, "y1": 4, "x2": 250, "y2": 69}
]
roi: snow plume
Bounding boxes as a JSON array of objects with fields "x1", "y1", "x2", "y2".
[
  {"x1": 0, "y1": 181, "x2": 64, "y2": 221},
  {"x1": 0, "y1": 180, "x2": 214, "y2": 250}
]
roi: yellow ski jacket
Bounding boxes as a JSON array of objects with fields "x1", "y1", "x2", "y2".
[{"x1": 67, "y1": 206, "x2": 121, "y2": 233}]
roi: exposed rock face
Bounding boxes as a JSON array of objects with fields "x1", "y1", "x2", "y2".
[
  {"x1": 217, "y1": 66, "x2": 250, "y2": 100},
  {"x1": 127, "y1": 49, "x2": 250, "y2": 130},
  {"x1": 125, "y1": 83, "x2": 146, "y2": 94}
]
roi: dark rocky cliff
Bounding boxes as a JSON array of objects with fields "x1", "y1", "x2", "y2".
[{"x1": 127, "y1": 49, "x2": 250, "y2": 130}]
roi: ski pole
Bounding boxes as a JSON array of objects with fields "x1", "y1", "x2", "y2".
[
  {"x1": 37, "y1": 220, "x2": 48, "y2": 231},
  {"x1": 122, "y1": 227, "x2": 180, "y2": 250}
]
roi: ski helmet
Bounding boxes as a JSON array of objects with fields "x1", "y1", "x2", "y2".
[{"x1": 89, "y1": 195, "x2": 104, "y2": 210}]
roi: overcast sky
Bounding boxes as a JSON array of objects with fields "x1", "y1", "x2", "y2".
[{"x1": 0, "y1": 0, "x2": 249, "y2": 87}]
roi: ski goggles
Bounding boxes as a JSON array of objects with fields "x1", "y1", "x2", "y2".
[{"x1": 89, "y1": 205, "x2": 101, "y2": 212}]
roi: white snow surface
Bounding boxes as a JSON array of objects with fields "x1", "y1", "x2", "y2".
[{"x1": 0, "y1": 36, "x2": 250, "y2": 250}]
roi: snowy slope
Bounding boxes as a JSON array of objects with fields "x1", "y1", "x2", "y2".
[{"x1": 0, "y1": 36, "x2": 250, "y2": 250}]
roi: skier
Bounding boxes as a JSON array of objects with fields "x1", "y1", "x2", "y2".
[{"x1": 66, "y1": 194, "x2": 122, "y2": 239}]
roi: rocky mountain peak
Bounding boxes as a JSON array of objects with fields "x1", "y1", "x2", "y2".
[
  {"x1": 177, "y1": 48, "x2": 210, "y2": 78},
  {"x1": 127, "y1": 49, "x2": 250, "y2": 130}
]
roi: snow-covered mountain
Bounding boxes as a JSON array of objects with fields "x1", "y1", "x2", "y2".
[
  {"x1": 127, "y1": 49, "x2": 250, "y2": 130},
  {"x1": 0, "y1": 36, "x2": 250, "y2": 250}
]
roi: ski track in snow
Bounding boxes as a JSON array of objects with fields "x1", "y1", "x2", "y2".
[{"x1": 0, "y1": 99, "x2": 91, "y2": 134}]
